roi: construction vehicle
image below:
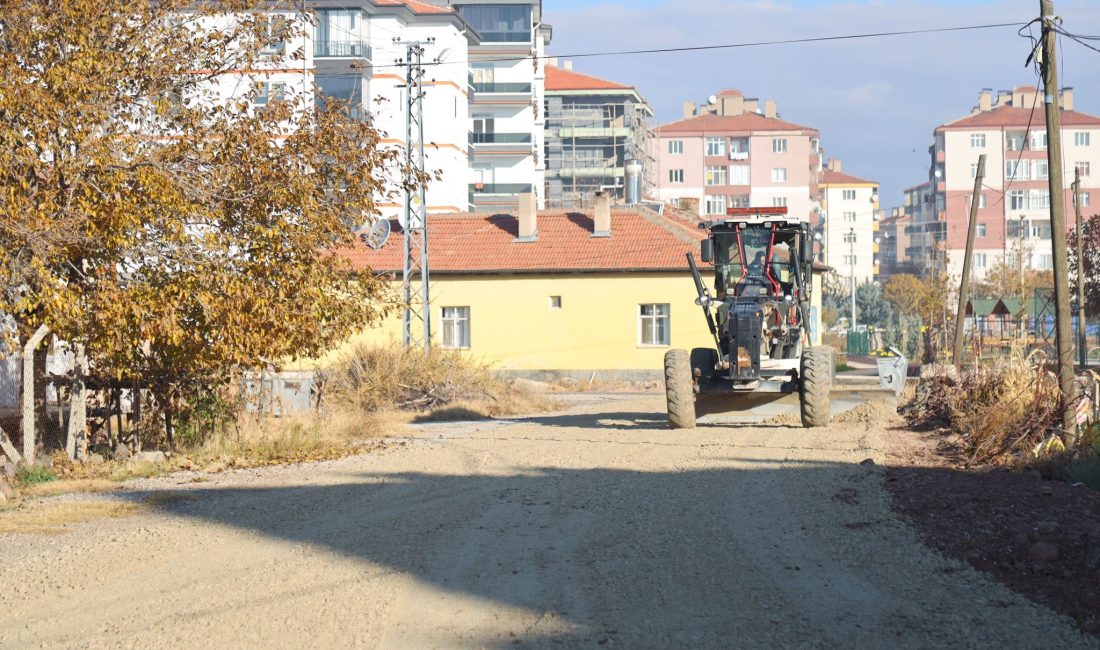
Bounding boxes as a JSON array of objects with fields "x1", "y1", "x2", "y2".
[{"x1": 664, "y1": 206, "x2": 862, "y2": 429}]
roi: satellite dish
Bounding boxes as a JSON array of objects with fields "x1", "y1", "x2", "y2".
[
  {"x1": 360, "y1": 219, "x2": 391, "y2": 249},
  {"x1": 708, "y1": 95, "x2": 718, "y2": 104},
  {"x1": 435, "y1": 47, "x2": 452, "y2": 63}
]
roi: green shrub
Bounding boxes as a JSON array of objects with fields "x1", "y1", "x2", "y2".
[{"x1": 16, "y1": 465, "x2": 58, "y2": 485}]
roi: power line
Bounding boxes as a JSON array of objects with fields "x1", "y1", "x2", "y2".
[{"x1": 358, "y1": 21, "x2": 1030, "y2": 71}]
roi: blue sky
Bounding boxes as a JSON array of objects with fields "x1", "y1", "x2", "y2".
[{"x1": 543, "y1": 0, "x2": 1100, "y2": 204}]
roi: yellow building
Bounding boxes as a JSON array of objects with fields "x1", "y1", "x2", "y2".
[{"x1": 334, "y1": 197, "x2": 824, "y2": 378}]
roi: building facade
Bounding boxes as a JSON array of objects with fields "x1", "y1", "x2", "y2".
[
  {"x1": 929, "y1": 85, "x2": 1100, "y2": 280},
  {"x1": 543, "y1": 62, "x2": 654, "y2": 208},
  {"x1": 817, "y1": 164, "x2": 880, "y2": 285},
  {"x1": 878, "y1": 209, "x2": 912, "y2": 280},
  {"x1": 653, "y1": 90, "x2": 822, "y2": 221},
  {"x1": 443, "y1": 1, "x2": 551, "y2": 212}
]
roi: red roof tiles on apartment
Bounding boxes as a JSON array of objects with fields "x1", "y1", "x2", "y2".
[
  {"x1": 939, "y1": 105, "x2": 1100, "y2": 130},
  {"x1": 658, "y1": 113, "x2": 816, "y2": 134},
  {"x1": 372, "y1": 0, "x2": 453, "y2": 14},
  {"x1": 337, "y1": 209, "x2": 704, "y2": 274},
  {"x1": 545, "y1": 66, "x2": 633, "y2": 92},
  {"x1": 820, "y1": 170, "x2": 877, "y2": 186}
]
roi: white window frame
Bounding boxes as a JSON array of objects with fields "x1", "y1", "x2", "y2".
[
  {"x1": 1077, "y1": 162, "x2": 1091, "y2": 178},
  {"x1": 704, "y1": 194, "x2": 726, "y2": 215},
  {"x1": 668, "y1": 169, "x2": 684, "y2": 184},
  {"x1": 772, "y1": 138, "x2": 788, "y2": 153},
  {"x1": 1030, "y1": 130, "x2": 1048, "y2": 151},
  {"x1": 254, "y1": 81, "x2": 286, "y2": 106},
  {"x1": 1029, "y1": 189, "x2": 1051, "y2": 210},
  {"x1": 970, "y1": 133, "x2": 986, "y2": 148},
  {"x1": 1080, "y1": 192, "x2": 1091, "y2": 208},
  {"x1": 843, "y1": 211, "x2": 856, "y2": 223},
  {"x1": 970, "y1": 163, "x2": 979, "y2": 179},
  {"x1": 772, "y1": 197, "x2": 788, "y2": 208},
  {"x1": 974, "y1": 253, "x2": 987, "y2": 268},
  {"x1": 668, "y1": 140, "x2": 684, "y2": 155},
  {"x1": 705, "y1": 166, "x2": 727, "y2": 186},
  {"x1": 1034, "y1": 160, "x2": 1049, "y2": 181},
  {"x1": 729, "y1": 165, "x2": 750, "y2": 185},
  {"x1": 771, "y1": 167, "x2": 787, "y2": 183},
  {"x1": 1075, "y1": 132, "x2": 1091, "y2": 147},
  {"x1": 728, "y1": 195, "x2": 750, "y2": 208},
  {"x1": 441, "y1": 306, "x2": 471, "y2": 349},
  {"x1": 638, "y1": 304, "x2": 671, "y2": 347},
  {"x1": 977, "y1": 223, "x2": 987, "y2": 238},
  {"x1": 705, "y1": 137, "x2": 726, "y2": 157},
  {"x1": 1009, "y1": 190, "x2": 1028, "y2": 211},
  {"x1": 842, "y1": 189, "x2": 857, "y2": 200},
  {"x1": 1005, "y1": 159, "x2": 1029, "y2": 181}
]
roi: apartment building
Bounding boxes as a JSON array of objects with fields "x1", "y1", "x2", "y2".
[
  {"x1": 543, "y1": 62, "x2": 654, "y2": 208},
  {"x1": 817, "y1": 162, "x2": 880, "y2": 284},
  {"x1": 653, "y1": 90, "x2": 822, "y2": 221},
  {"x1": 878, "y1": 207, "x2": 913, "y2": 279},
  {"x1": 930, "y1": 85, "x2": 1100, "y2": 279},
  {"x1": 431, "y1": 1, "x2": 551, "y2": 212},
  {"x1": 897, "y1": 182, "x2": 938, "y2": 272}
]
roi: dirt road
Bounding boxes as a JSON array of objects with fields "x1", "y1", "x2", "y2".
[{"x1": 1, "y1": 395, "x2": 1094, "y2": 649}]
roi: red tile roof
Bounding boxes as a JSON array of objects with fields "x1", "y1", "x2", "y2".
[
  {"x1": 545, "y1": 66, "x2": 633, "y2": 92},
  {"x1": 820, "y1": 170, "x2": 877, "y2": 186},
  {"x1": 658, "y1": 112, "x2": 816, "y2": 134},
  {"x1": 338, "y1": 209, "x2": 704, "y2": 274},
  {"x1": 373, "y1": 0, "x2": 453, "y2": 14},
  {"x1": 717, "y1": 89, "x2": 743, "y2": 97},
  {"x1": 939, "y1": 105, "x2": 1100, "y2": 130}
]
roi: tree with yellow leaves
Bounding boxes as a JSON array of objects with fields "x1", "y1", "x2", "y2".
[{"x1": 0, "y1": 1, "x2": 411, "y2": 452}]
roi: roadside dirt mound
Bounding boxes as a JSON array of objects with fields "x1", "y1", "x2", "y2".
[{"x1": 834, "y1": 400, "x2": 899, "y2": 424}]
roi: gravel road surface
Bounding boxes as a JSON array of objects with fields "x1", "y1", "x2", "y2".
[{"x1": 1, "y1": 394, "x2": 1094, "y2": 649}]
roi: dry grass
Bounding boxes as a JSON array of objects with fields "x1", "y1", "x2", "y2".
[
  {"x1": 905, "y1": 359, "x2": 1062, "y2": 464},
  {"x1": 0, "y1": 500, "x2": 140, "y2": 535},
  {"x1": 320, "y1": 344, "x2": 554, "y2": 416},
  {"x1": 20, "y1": 479, "x2": 120, "y2": 498}
]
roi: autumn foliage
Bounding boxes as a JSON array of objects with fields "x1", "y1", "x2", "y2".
[{"x1": 0, "y1": 1, "x2": 410, "y2": 447}]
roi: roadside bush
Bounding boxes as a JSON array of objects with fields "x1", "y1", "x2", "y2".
[
  {"x1": 320, "y1": 344, "x2": 550, "y2": 418},
  {"x1": 905, "y1": 360, "x2": 1061, "y2": 464}
]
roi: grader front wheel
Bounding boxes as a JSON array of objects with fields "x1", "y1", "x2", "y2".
[
  {"x1": 799, "y1": 346, "x2": 832, "y2": 428},
  {"x1": 664, "y1": 349, "x2": 696, "y2": 429}
]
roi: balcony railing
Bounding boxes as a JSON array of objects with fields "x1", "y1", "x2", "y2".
[
  {"x1": 470, "y1": 183, "x2": 534, "y2": 194},
  {"x1": 314, "y1": 40, "x2": 371, "y2": 59},
  {"x1": 471, "y1": 82, "x2": 532, "y2": 94},
  {"x1": 470, "y1": 132, "x2": 532, "y2": 144}
]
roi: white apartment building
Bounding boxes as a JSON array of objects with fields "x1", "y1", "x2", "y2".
[
  {"x1": 442, "y1": 1, "x2": 551, "y2": 211},
  {"x1": 197, "y1": 1, "x2": 477, "y2": 220},
  {"x1": 817, "y1": 162, "x2": 880, "y2": 285},
  {"x1": 930, "y1": 85, "x2": 1100, "y2": 280}
]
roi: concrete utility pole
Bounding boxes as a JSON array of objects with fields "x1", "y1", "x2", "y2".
[
  {"x1": 1074, "y1": 168, "x2": 1087, "y2": 368},
  {"x1": 953, "y1": 154, "x2": 986, "y2": 367},
  {"x1": 1039, "y1": 0, "x2": 1079, "y2": 441},
  {"x1": 849, "y1": 227, "x2": 856, "y2": 330}
]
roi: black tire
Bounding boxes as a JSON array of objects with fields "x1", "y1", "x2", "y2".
[
  {"x1": 800, "y1": 346, "x2": 832, "y2": 428},
  {"x1": 664, "y1": 349, "x2": 696, "y2": 429},
  {"x1": 690, "y1": 347, "x2": 718, "y2": 383}
]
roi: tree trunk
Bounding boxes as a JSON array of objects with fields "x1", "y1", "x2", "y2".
[
  {"x1": 65, "y1": 343, "x2": 87, "y2": 461},
  {"x1": 132, "y1": 385, "x2": 142, "y2": 453},
  {"x1": 33, "y1": 341, "x2": 49, "y2": 447},
  {"x1": 21, "y1": 324, "x2": 48, "y2": 465}
]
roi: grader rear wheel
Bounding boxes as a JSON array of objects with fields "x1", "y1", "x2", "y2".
[
  {"x1": 799, "y1": 346, "x2": 832, "y2": 428},
  {"x1": 664, "y1": 349, "x2": 696, "y2": 429}
]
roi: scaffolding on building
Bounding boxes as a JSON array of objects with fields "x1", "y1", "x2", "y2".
[{"x1": 544, "y1": 97, "x2": 654, "y2": 209}]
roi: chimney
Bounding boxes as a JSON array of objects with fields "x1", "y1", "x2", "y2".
[
  {"x1": 682, "y1": 101, "x2": 695, "y2": 119},
  {"x1": 996, "y1": 90, "x2": 1012, "y2": 107},
  {"x1": 827, "y1": 159, "x2": 842, "y2": 173},
  {"x1": 978, "y1": 88, "x2": 993, "y2": 112},
  {"x1": 592, "y1": 191, "x2": 611, "y2": 237},
  {"x1": 563, "y1": 60, "x2": 573, "y2": 71},
  {"x1": 720, "y1": 95, "x2": 744, "y2": 116},
  {"x1": 1062, "y1": 87, "x2": 1074, "y2": 111},
  {"x1": 744, "y1": 98, "x2": 759, "y2": 114},
  {"x1": 764, "y1": 99, "x2": 777, "y2": 118},
  {"x1": 515, "y1": 193, "x2": 537, "y2": 242}
]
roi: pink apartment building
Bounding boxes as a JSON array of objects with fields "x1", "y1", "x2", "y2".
[
  {"x1": 931, "y1": 86, "x2": 1100, "y2": 279},
  {"x1": 653, "y1": 90, "x2": 822, "y2": 221}
]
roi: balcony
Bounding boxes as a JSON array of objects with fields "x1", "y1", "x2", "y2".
[
  {"x1": 314, "y1": 40, "x2": 371, "y2": 59},
  {"x1": 471, "y1": 132, "x2": 531, "y2": 144},
  {"x1": 472, "y1": 82, "x2": 532, "y2": 94},
  {"x1": 470, "y1": 182, "x2": 534, "y2": 194}
]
